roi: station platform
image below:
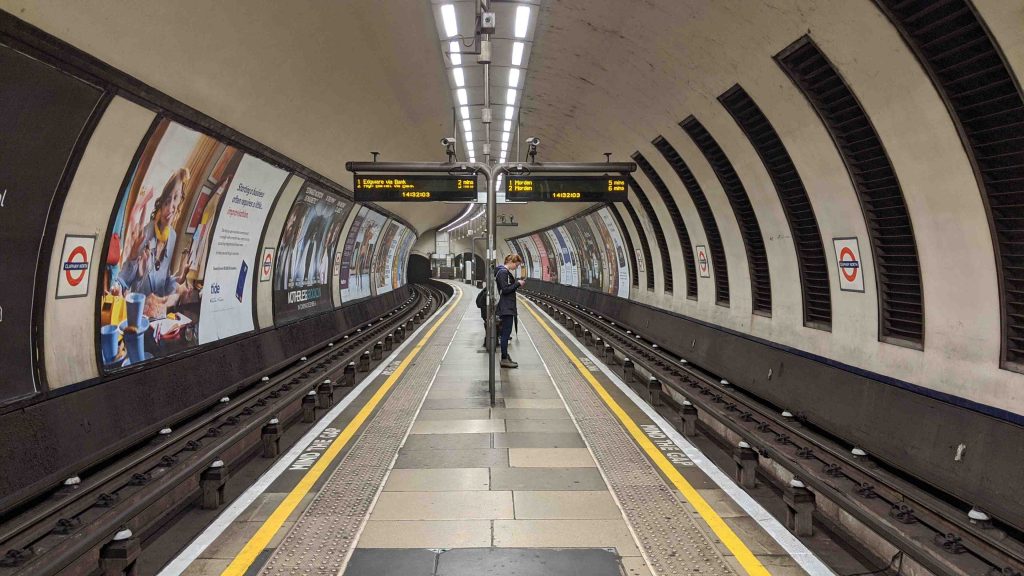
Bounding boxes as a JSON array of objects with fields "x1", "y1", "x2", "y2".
[{"x1": 163, "y1": 282, "x2": 834, "y2": 576}]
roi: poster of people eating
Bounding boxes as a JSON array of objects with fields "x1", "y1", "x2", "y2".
[{"x1": 98, "y1": 119, "x2": 288, "y2": 371}]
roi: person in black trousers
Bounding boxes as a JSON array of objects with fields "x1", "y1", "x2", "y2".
[{"x1": 495, "y1": 253, "x2": 525, "y2": 368}]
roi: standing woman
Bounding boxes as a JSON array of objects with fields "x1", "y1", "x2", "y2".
[{"x1": 495, "y1": 253, "x2": 525, "y2": 368}]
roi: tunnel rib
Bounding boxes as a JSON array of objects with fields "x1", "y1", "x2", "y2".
[
  {"x1": 874, "y1": 0, "x2": 1024, "y2": 365},
  {"x1": 632, "y1": 152, "x2": 698, "y2": 300},
  {"x1": 719, "y1": 84, "x2": 832, "y2": 328},
  {"x1": 776, "y1": 35, "x2": 924, "y2": 347},
  {"x1": 652, "y1": 137, "x2": 730, "y2": 306},
  {"x1": 627, "y1": 176, "x2": 674, "y2": 293},
  {"x1": 680, "y1": 116, "x2": 773, "y2": 316}
]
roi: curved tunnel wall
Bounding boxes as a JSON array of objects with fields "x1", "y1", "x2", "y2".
[
  {"x1": 0, "y1": 25, "x2": 422, "y2": 512},
  {"x1": 515, "y1": 0, "x2": 1024, "y2": 423}
]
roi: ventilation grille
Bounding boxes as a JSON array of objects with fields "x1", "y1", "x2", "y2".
[
  {"x1": 627, "y1": 176, "x2": 672, "y2": 292},
  {"x1": 681, "y1": 117, "x2": 773, "y2": 315},
  {"x1": 607, "y1": 203, "x2": 640, "y2": 287},
  {"x1": 622, "y1": 197, "x2": 655, "y2": 290},
  {"x1": 719, "y1": 85, "x2": 832, "y2": 327},
  {"x1": 777, "y1": 36, "x2": 923, "y2": 345},
  {"x1": 632, "y1": 152, "x2": 698, "y2": 300},
  {"x1": 652, "y1": 137, "x2": 730, "y2": 305},
  {"x1": 875, "y1": 1, "x2": 1022, "y2": 361}
]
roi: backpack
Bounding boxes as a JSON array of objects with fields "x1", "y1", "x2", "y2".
[{"x1": 476, "y1": 287, "x2": 487, "y2": 309}]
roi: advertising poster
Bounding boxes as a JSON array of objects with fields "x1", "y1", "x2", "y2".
[
  {"x1": 197, "y1": 154, "x2": 288, "y2": 343},
  {"x1": 515, "y1": 236, "x2": 534, "y2": 278},
  {"x1": 372, "y1": 220, "x2": 400, "y2": 295},
  {"x1": 392, "y1": 227, "x2": 414, "y2": 289},
  {"x1": 99, "y1": 119, "x2": 249, "y2": 370},
  {"x1": 273, "y1": 183, "x2": 352, "y2": 323},
  {"x1": 565, "y1": 221, "x2": 596, "y2": 290},
  {"x1": 382, "y1": 223, "x2": 406, "y2": 292},
  {"x1": 340, "y1": 208, "x2": 388, "y2": 301},
  {"x1": 531, "y1": 233, "x2": 551, "y2": 281},
  {"x1": 587, "y1": 212, "x2": 619, "y2": 295},
  {"x1": 337, "y1": 206, "x2": 366, "y2": 299},
  {"x1": 552, "y1": 227, "x2": 578, "y2": 287},
  {"x1": 598, "y1": 207, "x2": 631, "y2": 297},
  {"x1": 579, "y1": 217, "x2": 606, "y2": 292},
  {"x1": 3, "y1": 45, "x2": 102, "y2": 399},
  {"x1": 540, "y1": 232, "x2": 560, "y2": 282},
  {"x1": 524, "y1": 235, "x2": 542, "y2": 280},
  {"x1": 544, "y1": 231, "x2": 563, "y2": 284}
]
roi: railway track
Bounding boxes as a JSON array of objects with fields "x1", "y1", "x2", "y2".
[
  {"x1": 525, "y1": 291, "x2": 1023, "y2": 576},
  {"x1": 0, "y1": 283, "x2": 450, "y2": 576}
]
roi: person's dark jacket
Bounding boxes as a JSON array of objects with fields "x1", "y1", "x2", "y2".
[{"x1": 494, "y1": 264, "x2": 520, "y2": 317}]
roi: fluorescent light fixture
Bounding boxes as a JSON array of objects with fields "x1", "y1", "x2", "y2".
[
  {"x1": 466, "y1": 141, "x2": 474, "y2": 151},
  {"x1": 514, "y1": 6, "x2": 531, "y2": 38},
  {"x1": 449, "y1": 41, "x2": 461, "y2": 65},
  {"x1": 459, "y1": 106, "x2": 470, "y2": 120},
  {"x1": 512, "y1": 42, "x2": 524, "y2": 66},
  {"x1": 453, "y1": 67, "x2": 465, "y2": 87},
  {"x1": 509, "y1": 68, "x2": 520, "y2": 87},
  {"x1": 462, "y1": 119, "x2": 471, "y2": 132},
  {"x1": 441, "y1": 4, "x2": 458, "y2": 38},
  {"x1": 501, "y1": 141, "x2": 509, "y2": 152},
  {"x1": 457, "y1": 88, "x2": 468, "y2": 105},
  {"x1": 503, "y1": 119, "x2": 512, "y2": 132},
  {"x1": 502, "y1": 131, "x2": 510, "y2": 143},
  {"x1": 505, "y1": 105, "x2": 514, "y2": 119},
  {"x1": 506, "y1": 88, "x2": 517, "y2": 105},
  {"x1": 464, "y1": 130, "x2": 473, "y2": 143}
]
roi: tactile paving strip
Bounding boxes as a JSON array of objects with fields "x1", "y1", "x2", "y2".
[
  {"x1": 259, "y1": 305, "x2": 464, "y2": 576},
  {"x1": 521, "y1": 309, "x2": 737, "y2": 576}
]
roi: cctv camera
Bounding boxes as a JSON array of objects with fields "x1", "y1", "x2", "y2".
[
  {"x1": 441, "y1": 137, "x2": 456, "y2": 146},
  {"x1": 525, "y1": 137, "x2": 540, "y2": 146}
]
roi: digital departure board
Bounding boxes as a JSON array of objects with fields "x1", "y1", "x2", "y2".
[
  {"x1": 506, "y1": 175, "x2": 628, "y2": 202},
  {"x1": 353, "y1": 174, "x2": 478, "y2": 201}
]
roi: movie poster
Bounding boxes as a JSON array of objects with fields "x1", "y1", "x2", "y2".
[
  {"x1": 273, "y1": 183, "x2": 352, "y2": 323},
  {"x1": 598, "y1": 207, "x2": 631, "y2": 297},
  {"x1": 337, "y1": 206, "x2": 365, "y2": 300},
  {"x1": 340, "y1": 207, "x2": 388, "y2": 302},
  {"x1": 372, "y1": 220, "x2": 400, "y2": 295},
  {"x1": 99, "y1": 119, "x2": 287, "y2": 370}
]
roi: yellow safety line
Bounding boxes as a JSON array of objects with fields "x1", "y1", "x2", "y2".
[
  {"x1": 221, "y1": 288, "x2": 463, "y2": 576},
  {"x1": 523, "y1": 299, "x2": 770, "y2": 576}
]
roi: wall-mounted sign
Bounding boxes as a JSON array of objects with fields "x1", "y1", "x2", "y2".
[
  {"x1": 259, "y1": 247, "x2": 275, "y2": 282},
  {"x1": 833, "y1": 237, "x2": 864, "y2": 292},
  {"x1": 696, "y1": 245, "x2": 710, "y2": 278},
  {"x1": 56, "y1": 234, "x2": 96, "y2": 299},
  {"x1": 353, "y1": 174, "x2": 477, "y2": 202},
  {"x1": 506, "y1": 176, "x2": 628, "y2": 202}
]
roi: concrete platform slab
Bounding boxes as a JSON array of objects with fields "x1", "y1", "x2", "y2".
[
  {"x1": 489, "y1": 467, "x2": 608, "y2": 491},
  {"x1": 383, "y1": 468, "x2": 490, "y2": 492},
  {"x1": 356, "y1": 520, "x2": 492, "y2": 548},
  {"x1": 508, "y1": 448, "x2": 596, "y2": 468},
  {"x1": 492, "y1": 432, "x2": 585, "y2": 448},
  {"x1": 395, "y1": 448, "x2": 509, "y2": 469},
  {"x1": 410, "y1": 419, "x2": 506, "y2": 434},
  {"x1": 492, "y1": 519, "x2": 641, "y2": 556},
  {"x1": 512, "y1": 491, "x2": 622, "y2": 519},
  {"x1": 370, "y1": 491, "x2": 514, "y2": 520}
]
